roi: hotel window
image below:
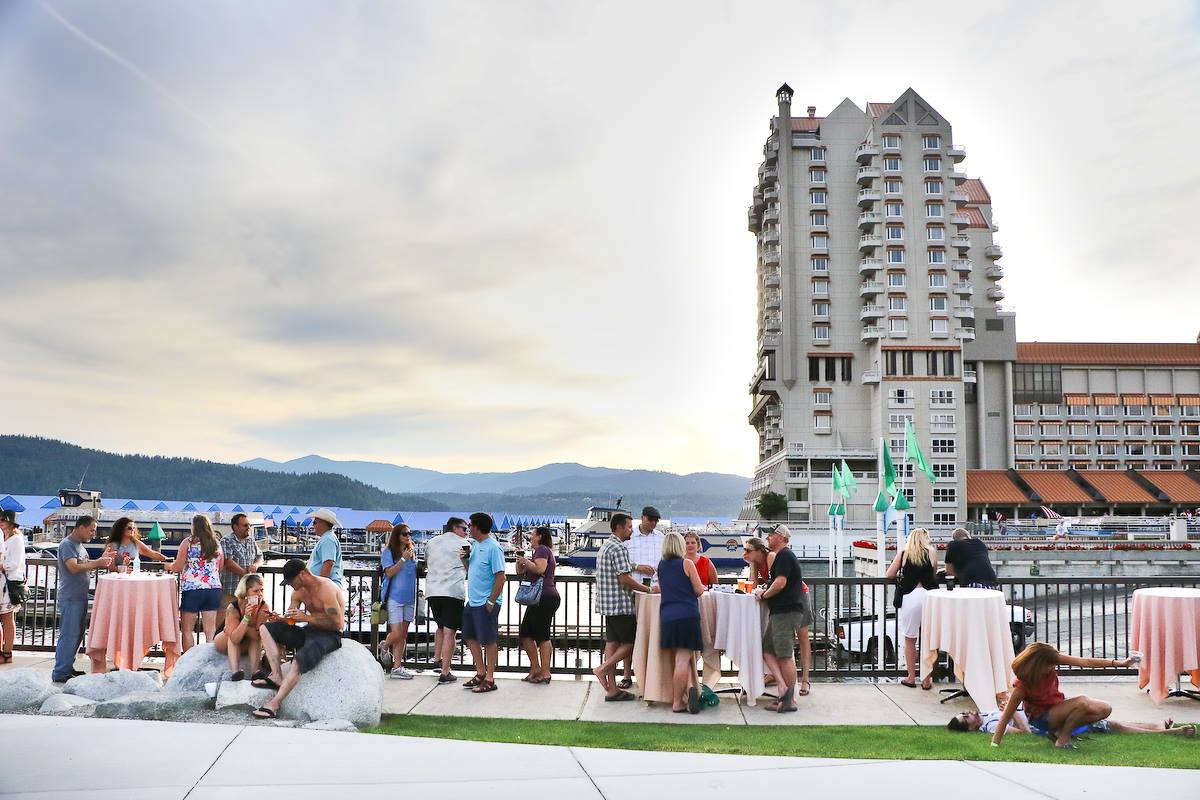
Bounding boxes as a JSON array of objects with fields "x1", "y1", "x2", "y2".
[
  {"x1": 1183, "y1": 423, "x2": 1200, "y2": 436},
  {"x1": 1098, "y1": 443, "x2": 1118, "y2": 456},
  {"x1": 1183, "y1": 443, "x2": 1200, "y2": 456},
  {"x1": 813, "y1": 302, "x2": 830, "y2": 318},
  {"x1": 1041, "y1": 424, "x2": 1061, "y2": 436},
  {"x1": 888, "y1": 413, "x2": 913, "y2": 433},
  {"x1": 927, "y1": 225, "x2": 945, "y2": 241},
  {"x1": 886, "y1": 225, "x2": 905, "y2": 241},
  {"x1": 813, "y1": 390, "x2": 832, "y2": 406},
  {"x1": 1124, "y1": 404, "x2": 1144, "y2": 416},
  {"x1": 925, "y1": 203, "x2": 944, "y2": 219},
  {"x1": 812, "y1": 235, "x2": 829, "y2": 249},
  {"x1": 883, "y1": 157, "x2": 901, "y2": 172},
  {"x1": 931, "y1": 413, "x2": 956, "y2": 433},
  {"x1": 930, "y1": 318, "x2": 949, "y2": 335},
  {"x1": 932, "y1": 463, "x2": 956, "y2": 479},
  {"x1": 1182, "y1": 404, "x2": 1200, "y2": 417},
  {"x1": 1069, "y1": 443, "x2": 1090, "y2": 456},
  {"x1": 889, "y1": 438, "x2": 906, "y2": 456},
  {"x1": 1015, "y1": 424, "x2": 1035, "y2": 436},
  {"x1": 1041, "y1": 404, "x2": 1061, "y2": 416},
  {"x1": 1042, "y1": 442, "x2": 1063, "y2": 456},
  {"x1": 883, "y1": 134, "x2": 901, "y2": 148},
  {"x1": 1096, "y1": 404, "x2": 1116, "y2": 416},
  {"x1": 810, "y1": 169, "x2": 827, "y2": 183},
  {"x1": 931, "y1": 390, "x2": 955, "y2": 406},
  {"x1": 928, "y1": 249, "x2": 946, "y2": 264},
  {"x1": 1069, "y1": 423, "x2": 1089, "y2": 436},
  {"x1": 899, "y1": 487, "x2": 915, "y2": 503},
  {"x1": 1015, "y1": 403, "x2": 1035, "y2": 416},
  {"x1": 889, "y1": 388, "x2": 912, "y2": 407},
  {"x1": 933, "y1": 487, "x2": 956, "y2": 505},
  {"x1": 1153, "y1": 423, "x2": 1173, "y2": 436},
  {"x1": 923, "y1": 157, "x2": 942, "y2": 172},
  {"x1": 932, "y1": 438, "x2": 956, "y2": 455},
  {"x1": 810, "y1": 190, "x2": 827, "y2": 204},
  {"x1": 885, "y1": 201, "x2": 903, "y2": 218},
  {"x1": 1068, "y1": 404, "x2": 1088, "y2": 416},
  {"x1": 810, "y1": 212, "x2": 828, "y2": 226},
  {"x1": 1098, "y1": 461, "x2": 1119, "y2": 470},
  {"x1": 812, "y1": 279, "x2": 830, "y2": 295},
  {"x1": 930, "y1": 296, "x2": 948, "y2": 312},
  {"x1": 932, "y1": 512, "x2": 957, "y2": 525},
  {"x1": 1127, "y1": 443, "x2": 1146, "y2": 456},
  {"x1": 1015, "y1": 443, "x2": 1035, "y2": 456},
  {"x1": 1125, "y1": 423, "x2": 1145, "y2": 436},
  {"x1": 888, "y1": 318, "x2": 908, "y2": 335},
  {"x1": 885, "y1": 350, "x2": 914, "y2": 376},
  {"x1": 814, "y1": 415, "x2": 832, "y2": 432},
  {"x1": 888, "y1": 271, "x2": 907, "y2": 287},
  {"x1": 887, "y1": 249, "x2": 906, "y2": 264},
  {"x1": 840, "y1": 356, "x2": 852, "y2": 382},
  {"x1": 1153, "y1": 443, "x2": 1174, "y2": 456},
  {"x1": 812, "y1": 257, "x2": 829, "y2": 272},
  {"x1": 1152, "y1": 405, "x2": 1173, "y2": 417},
  {"x1": 810, "y1": 148, "x2": 826, "y2": 161},
  {"x1": 1097, "y1": 423, "x2": 1118, "y2": 436},
  {"x1": 928, "y1": 273, "x2": 947, "y2": 288},
  {"x1": 888, "y1": 296, "x2": 908, "y2": 312},
  {"x1": 922, "y1": 134, "x2": 941, "y2": 149},
  {"x1": 1012, "y1": 363, "x2": 1063, "y2": 404},
  {"x1": 884, "y1": 179, "x2": 903, "y2": 194}
]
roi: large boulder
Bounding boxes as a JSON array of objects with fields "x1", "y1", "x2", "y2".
[
  {"x1": 63, "y1": 670, "x2": 161, "y2": 702},
  {"x1": 277, "y1": 640, "x2": 382, "y2": 727},
  {"x1": 0, "y1": 668, "x2": 59, "y2": 711},
  {"x1": 94, "y1": 690, "x2": 212, "y2": 720},
  {"x1": 40, "y1": 694, "x2": 98, "y2": 713},
  {"x1": 164, "y1": 644, "x2": 253, "y2": 693},
  {"x1": 302, "y1": 719, "x2": 357, "y2": 732},
  {"x1": 214, "y1": 680, "x2": 275, "y2": 711}
]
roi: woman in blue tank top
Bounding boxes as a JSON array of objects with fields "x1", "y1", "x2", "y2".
[{"x1": 657, "y1": 532, "x2": 707, "y2": 714}]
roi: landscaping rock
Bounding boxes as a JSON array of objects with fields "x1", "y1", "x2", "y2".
[
  {"x1": 277, "y1": 640, "x2": 382, "y2": 727},
  {"x1": 94, "y1": 690, "x2": 212, "y2": 720},
  {"x1": 39, "y1": 694, "x2": 97, "y2": 713},
  {"x1": 164, "y1": 644, "x2": 252, "y2": 693},
  {"x1": 63, "y1": 670, "x2": 162, "y2": 702},
  {"x1": 214, "y1": 680, "x2": 275, "y2": 711},
  {"x1": 0, "y1": 668, "x2": 59, "y2": 711},
  {"x1": 301, "y1": 719, "x2": 358, "y2": 732}
]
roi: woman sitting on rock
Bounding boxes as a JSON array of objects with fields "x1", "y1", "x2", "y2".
[{"x1": 212, "y1": 573, "x2": 271, "y2": 681}]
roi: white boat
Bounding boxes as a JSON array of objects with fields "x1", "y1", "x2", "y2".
[{"x1": 559, "y1": 507, "x2": 751, "y2": 569}]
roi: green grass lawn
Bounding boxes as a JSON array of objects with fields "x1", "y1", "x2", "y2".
[{"x1": 373, "y1": 715, "x2": 1200, "y2": 770}]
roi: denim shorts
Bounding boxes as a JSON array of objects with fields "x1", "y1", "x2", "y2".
[
  {"x1": 387, "y1": 600, "x2": 416, "y2": 625},
  {"x1": 180, "y1": 587, "x2": 223, "y2": 613}
]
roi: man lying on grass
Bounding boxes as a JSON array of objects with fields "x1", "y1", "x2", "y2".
[{"x1": 949, "y1": 708, "x2": 1195, "y2": 738}]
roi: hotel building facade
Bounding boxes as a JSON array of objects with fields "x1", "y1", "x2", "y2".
[{"x1": 743, "y1": 85, "x2": 1200, "y2": 524}]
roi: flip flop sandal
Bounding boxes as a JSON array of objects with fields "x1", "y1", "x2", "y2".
[
  {"x1": 672, "y1": 707, "x2": 689, "y2": 713},
  {"x1": 472, "y1": 680, "x2": 498, "y2": 693},
  {"x1": 230, "y1": 671, "x2": 245, "y2": 683},
  {"x1": 617, "y1": 678, "x2": 634, "y2": 689},
  {"x1": 251, "y1": 706, "x2": 278, "y2": 719},
  {"x1": 605, "y1": 690, "x2": 636, "y2": 702},
  {"x1": 798, "y1": 683, "x2": 811, "y2": 696},
  {"x1": 251, "y1": 677, "x2": 280, "y2": 691},
  {"x1": 900, "y1": 679, "x2": 918, "y2": 688},
  {"x1": 687, "y1": 687, "x2": 700, "y2": 714},
  {"x1": 536, "y1": 676, "x2": 553, "y2": 684},
  {"x1": 463, "y1": 674, "x2": 486, "y2": 688},
  {"x1": 251, "y1": 669, "x2": 268, "y2": 682},
  {"x1": 521, "y1": 676, "x2": 537, "y2": 682}
]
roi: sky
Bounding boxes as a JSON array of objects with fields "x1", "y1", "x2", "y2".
[{"x1": 3, "y1": 0, "x2": 1199, "y2": 477}]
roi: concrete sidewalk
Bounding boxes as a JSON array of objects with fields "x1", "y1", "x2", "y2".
[
  {"x1": 5, "y1": 652, "x2": 1194, "y2": 726},
  {"x1": 2, "y1": 714, "x2": 1198, "y2": 800}
]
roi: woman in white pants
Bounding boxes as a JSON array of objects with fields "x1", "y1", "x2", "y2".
[{"x1": 886, "y1": 527, "x2": 938, "y2": 689}]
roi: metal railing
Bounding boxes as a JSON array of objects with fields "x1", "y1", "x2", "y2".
[{"x1": 12, "y1": 559, "x2": 1199, "y2": 680}]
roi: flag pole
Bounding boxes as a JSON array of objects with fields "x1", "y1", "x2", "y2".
[{"x1": 875, "y1": 437, "x2": 887, "y2": 671}]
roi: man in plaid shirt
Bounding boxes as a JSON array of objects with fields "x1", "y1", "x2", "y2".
[{"x1": 591, "y1": 512, "x2": 652, "y2": 701}]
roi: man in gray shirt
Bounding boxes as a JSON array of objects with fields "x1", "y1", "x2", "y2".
[{"x1": 53, "y1": 516, "x2": 113, "y2": 682}]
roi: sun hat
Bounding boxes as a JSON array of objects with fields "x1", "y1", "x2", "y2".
[{"x1": 309, "y1": 508, "x2": 340, "y2": 527}]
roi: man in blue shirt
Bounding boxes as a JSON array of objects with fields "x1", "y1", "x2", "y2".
[
  {"x1": 306, "y1": 509, "x2": 343, "y2": 588},
  {"x1": 462, "y1": 512, "x2": 505, "y2": 694},
  {"x1": 52, "y1": 516, "x2": 114, "y2": 682}
]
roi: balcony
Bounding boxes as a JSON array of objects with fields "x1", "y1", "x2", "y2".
[
  {"x1": 763, "y1": 207, "x2": 779, "y2": 223},
  {"x1": 859, "y1": 257, "x2": 883, "y2": 274},
  {"x1": 950, "y1": 169, "x2": 968, "y2": 182},
  {"x1": 949, "y1": 145, "x2": 966, "y2": 162},
  {"x1": 764, "y1": 186, "x2": 779, "y2": 202},
  {"x1": 856, "y1": 143, "x2": 880, "y2": 162},
  {"x1": 955, "y1": 327, "x2": 977, "y2": 341},
  {"x1": 950, "y1": 235, "x2": 971, "y2": 249},
  {"x1": 764, "y1": 137, "x2": 779, "y2": 163},
  {"x1": 987, "y1": 286, "x2": 1006, "y2": 300},
  {"x1": 858, "y1": 234, "x2": 883, "y2": 251},
  {"x1": 860, "y1": 281, "x2": 884, "y2": 296},
  {"x1": 951, "y1": 258, "x2": 973, "y2": 273},
  {"x1": 985, "y1": 264, "x2": 1004, "y2": 280},
  {"x1": 758, "y1": 334, "x2": 780, "y2": 353},
  {"x1": 859, "y1": 304, "x2": 884, "y2": 320},
  {"x1": 761, "y1": 167, "x2": 778, "y2": 184},
  {"x1": 953, "y1": 305, "x2": 975, "y2": 319},
  {"x1": 953, "y1": 282, "x2": 974, "y2": 296},
  {"x1": 858, "y1": 211, "x2": 882, "y2": 228},
  {"x1": 856, "y1": 166, "x2": 881, "y2": 184},
  {"x1": 857, "y1": 188, "x2": 881, "y2": 206},
  {"x1": 763, "y1": 248, "x2": 780, "y2": 265},
  {"x1": 764, "y1": 290, "x2": 781, "y2": 309},
  {"x1": 963, "y1": 369, "x2": 977, "y2": 384},
  {"x1": 764, "y1": 314, "x2": 781, "y2": 332},
  {"x1": 761, "y1": 227, "x2": 779, "y2": 244},
  {"x1": 861, "y1": 325, "x2": 885, "y2": 341},
  {"x1": 861, "y1": 369, "x2": 881, "y2": 385},
  {"x1": 985, "y1": 244, "x2": 1004, "y2": 259},
  {"x1": 763, "y1": 268, "x2": 780, "y2": 287},
  {"x1": 950, "y1": 190, "x2": 969, "y2": 203},
  {"x1": 747, "y1": 207, "x2": 761, "y2": 233},
  {"x1": 949, "y1": 212, "x2": 971, "y2": 226}
]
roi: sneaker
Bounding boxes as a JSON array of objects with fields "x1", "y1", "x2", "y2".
[
  {"x1": 390, "y1": 667, "x2": 414, "y2": 680},
  {"x1": 437, "y1": 673, "x2": 457, "y2": 684}
]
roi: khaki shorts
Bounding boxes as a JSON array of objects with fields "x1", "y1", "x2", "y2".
[{"x1": 762, "y1": 608, "x2": 812, "y2": 658}]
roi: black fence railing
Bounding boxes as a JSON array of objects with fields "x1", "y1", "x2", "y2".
[{"x1": 12, "y1": 559, "x2": 1200, "y2": 679}]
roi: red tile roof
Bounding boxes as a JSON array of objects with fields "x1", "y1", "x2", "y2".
[
  {"x1": 868, "y1": 102, "x2": 892, "y2": 118},
  {"x1": 966, "y1": 470, "x2": 1028, "y2": 504},
  {"x1": 1138, "y1": 472, "x2": 1200, "y2": 503},
  {"x1": 1017, "y1": 342, "x2": 1200, "y2": 366},
  {"x1": 963, "y1": 207, "x2": 989, "y2": 228},
  {"x1": 960, "y1": 178, "x2": 991, "y2": 204},
  {"x1": 1020, "y1": 471, "x2": 1093, "y2": 504},
  {"x1": 1073, "y1": 471, "x2": 1156, "y2": 504},
  {"x1": 791, "y1": 118, "x2": 823, "y2": 132}
]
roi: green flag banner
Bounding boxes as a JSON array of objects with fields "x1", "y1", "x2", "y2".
[
  {"x1": 832, "y1": 463, "x2": 845, "y2": 498},
  {"x1": 827, "y1": 502, "x2": 845, "y2": 517},
  {"x1": 873, "y1": 438, "x2": 898, "y2": 512},
  {"x1": 839, "y1": 460, "x2": 859, "y2": 497},
  {"x1": 905, "y1": 420, "x2": 937, "y2": 484}
]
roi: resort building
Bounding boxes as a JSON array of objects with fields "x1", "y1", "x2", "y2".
[{"x1": 742, "y1": 84, "x2": 1200, "y2": 524}]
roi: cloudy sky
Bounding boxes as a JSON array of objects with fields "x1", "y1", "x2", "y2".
[{"x1": 3, "y1": 0, "x2": 1198, "y2": 476}]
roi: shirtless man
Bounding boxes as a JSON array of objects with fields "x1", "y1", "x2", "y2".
[{"x1": 251, "y1": 559, "x2": 345, "y2": 719}]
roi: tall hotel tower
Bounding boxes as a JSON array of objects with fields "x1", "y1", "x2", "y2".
[{"x1": 743, "y1": 85, "x2": 1016, "y2": 525}]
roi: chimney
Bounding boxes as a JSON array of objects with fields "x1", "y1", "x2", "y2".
[{"x1": 807, "y1": 106, "x2": 816, "y2": 118}]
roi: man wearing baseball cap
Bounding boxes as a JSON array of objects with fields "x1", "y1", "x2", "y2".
[
  {"x1": 617, "y1": 506, "x2": 664, "y2": 689},
  {"x1": 306, "y1": 508, "x2": 343, "y2": 588}
]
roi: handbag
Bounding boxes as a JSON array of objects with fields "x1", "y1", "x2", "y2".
[
  {"x1": 4, "y1": 575, "x2": 27, "y2": 606},
  {"x1": 515, "y1": 575, "x2": 544, "y2": 606},
  {"x1": 892, "y1": 557, "x2": 905, "y2": 610},
  {"x1": 371, "y1": 573, "x2": 391, "y2": 626}
]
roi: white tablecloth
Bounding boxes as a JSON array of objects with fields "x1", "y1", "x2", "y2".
[
  {"x1": 632, "y1": 593, "x2": 722, "y2": 704},
  {"x1": 919, "y1": 587, "x2": 1014, "y2": 712},
  {"x1": 710, "y1": 590, "x2": 768, "y2": 706}
]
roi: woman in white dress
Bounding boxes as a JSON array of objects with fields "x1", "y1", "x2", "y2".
[
  {"x1": 885, "y1": 527, "x2": 938, "y2": 689},
  {"x1": 0, "y1": 509, "x2": 27, "y2": 663}
]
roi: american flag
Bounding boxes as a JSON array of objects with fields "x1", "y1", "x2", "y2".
[{"x1": 1040, "y1": 506, "x2": 1063, "y2": 519}]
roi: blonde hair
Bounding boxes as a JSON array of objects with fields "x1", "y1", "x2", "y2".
[
  {"x1": 903, "y1": 528, "x2": 932, "y2": 567},
  {"x1": 191, "y1": 515, "x2": 219, "y2": 560},
  {"x1": 1012, "y1": 641, "x2": 1061, "y2": 685},
  {"x1": 661, "y1": 531, "x2": 686, "y2": 560},
  {"x1": 234, "y1": 573, "x2": 263, "y2": 602}
]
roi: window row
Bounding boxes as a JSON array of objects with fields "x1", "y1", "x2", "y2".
[
  {"x1": 1016, "y1": 442, "x2": 1196, "y2": 457},
  {"x1": 1014, "y1": 422, "x2": 1200, "y2": 437},
  {"x1": 1015, "y1": 402, "x2": 1200, "y2": 418},
  {"x1": 887, "y1": 413, "x2": 956, "y2": 433},
  {"x1": 884, "y1": 350, "x2": 958, "y2": 377},
  {"x1": 880, "y1": 134, "x2": 944, "y2": 149},
  {"x1": 888, "y1": 389, "x2": 956, "y2": 406}
]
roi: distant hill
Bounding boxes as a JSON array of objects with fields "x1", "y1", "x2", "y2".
[
  {"x1": 0, "y1": 436, "x2": 447, "y2": 511},
  {"x1": 242, "y1": 454, "x2": 750, "y2": 497}
]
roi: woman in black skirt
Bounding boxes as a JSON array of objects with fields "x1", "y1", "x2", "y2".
[{"x1": 657, "y1": 532, "x2": 707, "y2": 713}]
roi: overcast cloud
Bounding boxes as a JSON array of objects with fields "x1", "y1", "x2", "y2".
[{"x1": 3, "y1": 0, "x2": 1198, "y2": 475}]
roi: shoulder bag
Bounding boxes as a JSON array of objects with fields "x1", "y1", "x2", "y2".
[
  {"x1": 371, "y1": 567, "x2": 392, "y2": 626},
  {"x1": 515, "y1": 574, "x2": 544, "y2": 606},
  {"x1": 892, "y1": 555, "x2": 906, "y2": 610}
]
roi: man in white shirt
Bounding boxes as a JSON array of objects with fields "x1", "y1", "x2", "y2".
[
  {"x1": 617, "y1": 506, "x2": 663, "y2": 689},
  {"x1": 424, "y1": 517, "x2": 470, "y2": 684}
]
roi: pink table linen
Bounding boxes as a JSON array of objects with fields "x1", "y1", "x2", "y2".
[
  {"x1": 710, "y1": 590, "x2": 768, "y2": 706},
  {"x1": 919, "y1": 587, "x2": 1014, "y2": 712},
  {"x1": 1130, "y1": 587, "x2": 1200, "y2": 704},
  {"x1": 87, "y1": 574, "x2": 182, "y2": 675},
  {"x1": 632, "y1": 592, "x2": 722, "y2": 704}
]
